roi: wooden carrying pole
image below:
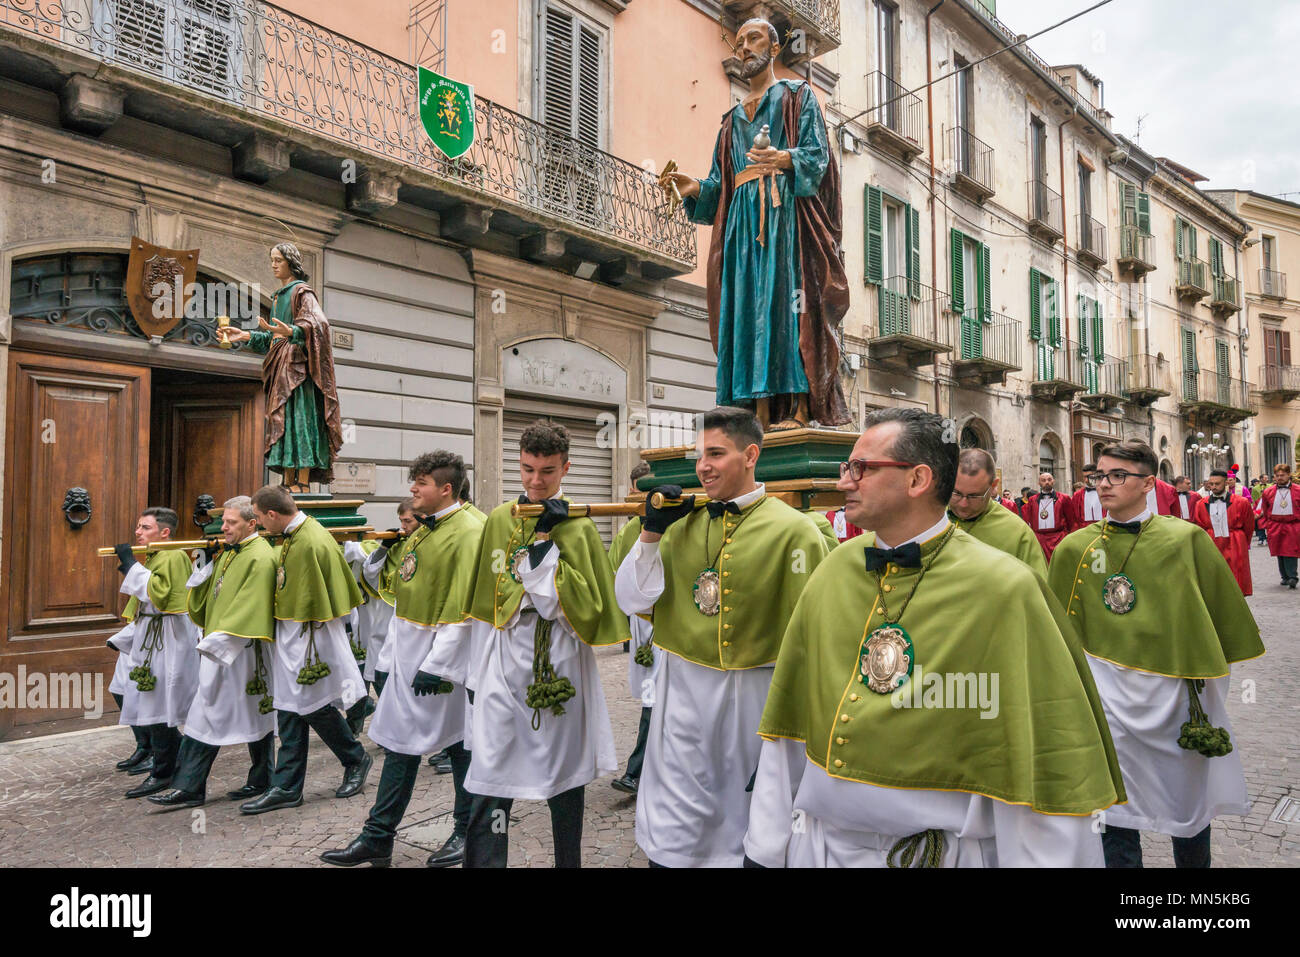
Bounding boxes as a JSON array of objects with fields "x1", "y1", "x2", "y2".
[
  {"x1": 511, "y1": 493, "x2": 710, "y2": 519},
  {"x1": 97, "y1": 527, "x2": 396, "y2": 557}
]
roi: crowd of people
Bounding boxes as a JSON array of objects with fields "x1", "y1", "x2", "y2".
[{"x1": 104, "y1": 407, "x2": 1286, "y2": 868}]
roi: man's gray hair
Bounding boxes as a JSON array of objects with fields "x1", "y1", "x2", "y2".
[
  {"x1": 223, "y1": 495, "x2": 257, "y2": 522},
  {"x1": 739, "y1": 17, "x2": 779, "y2": 46}
]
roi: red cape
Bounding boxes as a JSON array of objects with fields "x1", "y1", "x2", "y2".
[
  {"x1": 1260, "y1": 484, "x2": 1300, "y2": 557},
  {"x1": 1021, "y1": 492, "x2": 1075, "y2": 561},
  {"x1": 1070, "y1": 486, "x2": 1105, "y2": 530},
  {"x1": 1193, "y1": 496, "x2": 1254, "y2": 595}
]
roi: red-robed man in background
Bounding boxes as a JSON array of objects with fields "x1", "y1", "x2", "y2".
[
  {"x1": 1071, "y1": 464, "x2": 1105, "y2": 529},
  {"x1": 1021, "y1": 471, "x2": 1075, "y2": 562},
  {"x1": 1171, "y1": 475, "x2": 1198, "y2": 522},
  {"x1": 1259, "y1": 462, "x2": 1299, "y2": 589},
  {"x1": 1193, "y1": 469, "x2": 1254, "y2": 595},
  {"x1": 1145, "y1": 475, "x2": 1179, "y2": 517}
]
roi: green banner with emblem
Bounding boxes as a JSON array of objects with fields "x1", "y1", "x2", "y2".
[{"x1": 418, "y1": 66, "x2": 476, "y2": 160}]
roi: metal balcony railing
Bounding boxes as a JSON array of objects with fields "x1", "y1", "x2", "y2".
[
  {"x1": 783, "y1": 0, "x2": 841, "y2": 46},
  {"x1": 1032, "y1": 337, "x2": 1087, "y2": 388},
  {"x1": 946, "y1": 125, "x2": 994, "y2": 196},
  {"x1": 1117, "y1": 226, "x2": 1154, "y2": 272},
  {"x1": 1259, "y1": 364, "x2": 1300, "y2": 397},
  {"x1": 864, "y1": 72, "x2": 924, "y2": 151},
  {"x1": 0, "y1": 0, "x2": 696, "y2": 268},
  {"x1": 1076, "y1": 213, "x2": 1106, "y2": 265},
  {"x1": 1180, "y1": 369, "x2": 1253, "y2": 413},
  {"x1": 1027, "y1": 180, "x2": 1063, "y2": 238},
  {"x1": 1176, "y1": 258, "x2": 1211, "y2": 298},
  {"x1": 1211, "y1": 275, "x2": 1241, "y2": 312},
  {"x1": 953, "y1": 308, "x2": 1021, "y2": 368},
  {"x1": 1081, "y1": 353, "x2": 1127, "y2": 399},
  {"x1": 1125, "y1": 354, "x2": 1173, "y2": 400},
  {"x1": 1259, "y1": 268, "x2": 1287, "y2": 300},
  {"x1": 873, "y1": 276, "x2": 947, "y2": 344}
]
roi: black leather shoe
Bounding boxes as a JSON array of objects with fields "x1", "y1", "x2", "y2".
[
  {"x1": 610, "y1": 774, "x2": 638, "y2": 795},
  {"x1": 125, "y1": 775, "x2": 173, "y2": 799},
  {"x1": 147, "y1": 788, "x2": 205, "y2": 810},
  {"x1": 116, "y1": 747, "x2": 150, "y2": 771},
  {"x1": 335, "y1": 752, "x2": 373, "y2": 798},
  {"x1": 426, "y1": 748, "x2": 449, "y2": 767},
  {"x1": 240, "y1": 786, "x2": 304, "y2": 815},
  {"x1": 426, "y1": 832, "x2": 465, "y2": 868},
  {"x1": 125, "y1": 757, "x2": 155, "y2": 777},
  {"x1": 321, "y1": 837, "x2": 392, "y2": 868},
  {"x1": 430, "y1": 754, "x2": 453, "y2": 774},
  {"x1": 226, "y1": 784, "x2": 267, "y2": 801}
]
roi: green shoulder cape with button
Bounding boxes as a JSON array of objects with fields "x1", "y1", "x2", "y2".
[
  {"x1": 948, "y1": 498, "x2": 1047, "y2": 577},
  {"x1": 464, "y1": 500, "x2": 630, "y2": 647},
  {"x1": 1048, "y1": 515, "x2": 1264, "y2": 678},
  {"x1": 392, "y1": 507, "x2": 480, "y2": 628},
  {"x1": 758, "y1": 527, "x2": 1126, "y2": 815},
  {"x1": 187, "y1": 536, "x2": 277, "y2": 642},
  {"x1": 122, "y1": 548, "x2": 192, "y2": 620},
  {"x1": 650, "y1": 496, "x2": 829, "y2": 670},
  {"x1": 348, "y1": 539, "x2": 391, "y2": 605},
  {"x1": 608, "y1": 516, "x2": 642, "y2": 572},
  {"x1": 272, "y1": 514, "x2": 363, "y2": 623}
]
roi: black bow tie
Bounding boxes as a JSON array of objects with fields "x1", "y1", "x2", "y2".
[
  {"x1": 226, "y1": 543, "x2": 242, "y2": 554},
  {"x1": 517, "y1": 494, "x2": 530, "y2": 504},
  {"x1": 1107, "y1": 519, "x2": 1144, "y2": 534},
  {"x1": 863, "y1": 542, "x2": 922, "y2": 572},
  {"x1": 1040, "y1": 491, "x2": 1056, "y2": 500},
  {"x1": 1210, "y1": 495, "x2": 1228, "y2": 504},
  {"x1": 706, "y1": 500, "x2": 742, "y2": 519},
  {"x1": 417, "y1": 513, "x2": 438, "y2": 531}
]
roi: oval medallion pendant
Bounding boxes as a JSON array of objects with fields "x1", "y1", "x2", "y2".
[
  {"x1": 859, "y1": 624, "x2": 914, "y2": 694},
  {"x1": 509, "y1": 546, "x2": 530, "y2": 583},
  {"x1": 693, "y1": 568, "x2": 721, "y2": 616},
  {"x1": 398, "y1": 549, "x2": 418, "y2": 583},
  {"x1": 1102, "y1": 573, "x2": 1137, "y2": 615},
  {"x1": 276, "y1": 565, "x2": 286, "y2": 590}
]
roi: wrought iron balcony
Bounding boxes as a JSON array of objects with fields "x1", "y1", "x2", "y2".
[
  {"x1": 1030, "y1": 337, "x2": 1087, "y2": 402},
  {"x1": 945, "y1": 126, "x2": 994, "y2": 204},
  {"x1": 1124, "y1": 353, "x2": 1172, "y2": 406},
  {"x1": 1075, "y1": 214, "x2": 1106, "y2": 271},
  {"x1": 950, "y1": 309, "x2": 1021, "y2": 386},
  {"x1": 1117, "y1": 226, "x2": 1155, "y2": 276},
  {"x1": 1175, "y1": 258, "x2": 1211, "y2": 301},
  {"x1": 0, "y1": 0, "x2": 696, "y2": 275},
  {"x1": 1210, "y1": 276, "x2": 1241, "y2": 317},
  {"x1": 1259, "y1": 268, "x2": 1287, "y2": 300},
  {"x1": 868, "y1": 276, "x2": 952, "y2": 368},
  {"x1": 721, "y1": 0, "x2": 841, "y2": 63},
  {"x1": 1027, "y1": 180, "x2": 1063, "y2": 245},
  {"x1": 1258, "y1": 364, "x2": 1300, "y2": 403},
  {"x1": 1078, "y1": 353, "x2": 1127, "y2": 409},
  {"x1": 863, "y1": 72, "x2": 924, "y2": 162},
  {"x1": 1179, "y1": 369, "x2": 1255, "y2": 424}
]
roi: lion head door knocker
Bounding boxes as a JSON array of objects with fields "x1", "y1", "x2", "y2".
[
  {"x1": 62, "y1": 487, "x2": 92, "y2": 528},
  {"x1": 194, "y1": 494, "x2": 217, "y2": 530}
]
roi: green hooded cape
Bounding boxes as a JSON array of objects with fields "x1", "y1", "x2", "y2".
[
  {"x1": 1049, "y1": 515, "x2": 1264, "y2": 678},
  {"x1": 123, "y1": 548, "x2": 192, "y2": 620},
  {"x1": 188, "y1": 536, "x2": 277, "y2": 642},
  {"x1": 392, "y1": 507, "x2": 480, "y2": 627},
  {"x1": 948, "y1": 497, "x2": 1048, "y2": 577},
  {"x1": 464, "y1": 500, "x2": 630, "y2": 647},
  {"x1": 758, "y1": 526, "x2": 1126, "y2": 815},
  {"x1": 273, "y1": 514, "x2": 363, "y2": 623}
]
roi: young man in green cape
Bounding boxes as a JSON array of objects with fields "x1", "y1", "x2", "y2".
[
  {"x1": 240, "y1": 486, "x2": 372, "y2": 814},
  {"x1": 462, "y1": 420, "x2": 629, "y2": 867},
  {"x1": 322, "y1": 452, "x2": 482, "y2": 868},
  {"x1": 947, "y1": 448, "x2": 1047, "y2": 577},
  {"x1": 615, "y1": 406, "x2": 830, "y2": 867},
  {"x1": 1048, "y1": 440, "x2": 1264, "y2": 868},
  {"x1": 744, "y1": 408, "x2": 1125, "y2": 867},
  {"x1": 149, "y1": 496, "x2": 277, "y2": 809},
  {"x1": 111, "y1": 507, "x2": 201, "y2": 799}
]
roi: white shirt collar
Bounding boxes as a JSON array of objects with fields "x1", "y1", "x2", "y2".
[
  {"x1": 1110, "y1": 507, "x2": 1152, "y2": 524},
  {"x1": 876, "y1": 513, "x2": 951, "y2": 550},
  {"x1": 239, "y1": 531, "x2": 260, "y2": 545},
  {"x1": 726, "y1": 482, "x2": 766, "y2": 510},
  {"x1": 284, "y1": 510, "x2": 307, "y2": 533},
  {"x1": 431, "y1": 501, "x2": 461, "y2": 520}
]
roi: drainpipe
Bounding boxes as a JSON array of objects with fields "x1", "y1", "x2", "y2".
[
  {"x1": 1059, "y1": 105, "x2": 1076, "y2": 477},
  {"x1": 926, "y1": 0, "x2": 945, "y2": 417},
  {"x1": 1142, "y1": 175, "x2": 1155, "y2": 450},
  {"x1": 1233, "y1": 238, "x2": 1250, "y2": 479}
]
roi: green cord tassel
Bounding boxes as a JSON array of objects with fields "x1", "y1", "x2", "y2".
[
  {"x1": 634, "y1": 641, "x2": 654, "y2": 668},
  {"x1": 1178, "y1": 679, "x2": 1233, "y2": 758},
  {"x1": 131, "y1": 615, "x2": 165, "y2": 691},
  {"x1": 525, "y1": 618, "x2": 576, "y2": 730},
  {"x1": 296, "y1": 622, "x2": 331, "y2": 686},
  {"x1": 887, "y1": 829, "x2": 946, "y2": 868}
]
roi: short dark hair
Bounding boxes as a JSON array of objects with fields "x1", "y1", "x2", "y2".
[
  {"x1": 700, "y1": 406, "x2": 763, "y2": 453},
  {"x1": 1097, "y1": 440, "x2": 1158, "y2": 476},
  {"x1": 1083, "y1": 462, "x2": 1096, "y2": 473},
  {"x1": 272, "y1": 242, "x2": 309, "y2": 281},
  {"x1": 519, "y1": 420, "x2": 570, "y2": 461},
  {"x1": 397, "y1": 497, "x2": 415, "y2": 515},
  {"x1": 459, "y1": 476, "x2": 473, "y2": 503},
  {"x1": 141, "y1": 506, "x2": 179, "y2": 534},
  {"x1": 1210, "y1": 469, "x2": 1229, "y2": 479},
  {"x1": 862, "y1": 407, "x2": 958, "y2": 504},
  {"x1": 1021, "y1": 487, "x2": 1032, "y2": 497},
  {"x1": 1274, "y1": 462, "x2": 1292, "y2": 473},
  {"x1": 957, "y1": 448, "x2": 995, "y2": 479},
  {"x1": 409, "y1": 450, "x2": 466, "y2": 494},
  {"x1": 251, "y1": 485, "x2": 297, "y2": 515},
  {"x1": 1174, "y1": 475, "x2": 1188, "y2": 485}
]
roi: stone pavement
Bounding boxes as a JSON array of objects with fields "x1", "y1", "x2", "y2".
[{"x1": 1, "y1": 541, "x2": 1296, "y2": 867}]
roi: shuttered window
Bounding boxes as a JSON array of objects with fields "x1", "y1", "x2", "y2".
[
  {"x1": 865, "y1": 187, "x2": 920, "y2": 295},
  {"x1": 1119, "y1": 182, "x2": 1152, "y2": 235},
  {"x1": 1175, "y1": 216, "x2": 1198, "y2": 261},
  {"x1": 1208, "y1": 237, "x2": 1225, "y2": 279},
  {"x1": 540, "y1": 4, "x2": 603, "y2": 149}
]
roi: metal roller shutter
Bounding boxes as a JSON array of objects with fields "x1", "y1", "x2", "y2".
[{"x1": 501, "y1": 402, "x2": 615, "y2": 544}]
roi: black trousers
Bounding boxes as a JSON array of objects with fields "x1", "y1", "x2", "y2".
[
  {"x1": 270, "y1": 705, "x2": 367, "y2": 794},
  {"x1": 170, "y1": 732, "x2": 274, "y2": 796},
  {"x1": 447, "y1": 740, "x2": 473, "y2": 836},
  {"x1": 1102, "y1": 824, "x2": 1212, "y2": 868},
  {"x1": 111, "y1": 693, "x2": 149, "y2": 750},
  {"x1": 144, "y1": 723, "x2": 181, "y2": 779},
  {"x1": 345, "y1": 680, "x2": 374, "y2": 726},
  {"x1": 360, "y1": 751, "x2": 421, "y2": 850},
  {"x1": 1277, "y1": 556, "x2": 1298, "y2": 582},
  {"x1": 464, "y1": 785, "x2": 585, "y2": 868},
  {"x1": 624, "y1": 706, "x2": 652, "y2": 780}
]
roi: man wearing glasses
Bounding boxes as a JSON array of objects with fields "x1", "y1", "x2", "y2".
[
  {"x1": 947, "y1": 449, "x2": 1046, "y2": 576},
  {"x1": 1020, "y1": 472, "x2": 1076, "y2": 562},
  {"x1": 1048, "y1": 440, "x2": 1263, "y2": 868}
]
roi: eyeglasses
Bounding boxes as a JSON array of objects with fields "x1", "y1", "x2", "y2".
[
  {"x1": 1093, "y1": 469, "x2": 1152, "y2": 487},
  {"x1": 949, "y1": 487, "x2": 993, "y2": 503},
  {"x1": 839, "y1": 459, "x2": 916, "y2": 482}
]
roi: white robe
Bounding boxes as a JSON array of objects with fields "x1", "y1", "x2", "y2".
[
  {"x1": 743, "y1": 738, "x2": 1104, "y2": 867},
  {"x1": 625, "y1": 614, "x2": 660, "y2": 703},
  {"x1": 1086, "y1": 657, "x2": 1248, "y2": 837},
  {"x1": 346, "y1": 541, "x2": 395, "y2": 683},
  {"x1": 107, "y1": 624, "x2": 135, "y2": 697},
  {"x1": 367, "y1": 617, "x2": 470, "y2": 757},
  {"x1": 465, "y1": 544, "x2": 617, "y2": 800},
  {"x1": 180, "y1": 562, "x2": 277, "y2": 747},
  {"x1": 117, "y1": 562, "x2": 201, "y2": 728}
]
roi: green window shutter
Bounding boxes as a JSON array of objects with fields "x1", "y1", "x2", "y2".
[
  {"x1": 1189, "y1": 224, "x2": 1198, "y2": 260},
  {"x1": 1136, "y1": 191, "x2": 1151, "y2": 234},
  {"x1": 1119, "y1": 182, "x2": 1136, "y2": 227},
  {"x1": 949, "y1": 228, "x2": 965, "y2": 313},
  {"x1": 1092, "y1": 298, "x2": 1104, "y2": 359},
  {"x1": 1028, "y1": 268, "x2": 1041, "y2": 340},
  {"x1": 865, "y1": 186, "x2": 883, "y2": 284},
  {"x1": 1048, "y1": 279, "x2": 1062, "y2": 346},
  {"x1": 978, "y1": 242, "x2": 991, "y2": 322},
  {"x1": 1182, "y1": 328, "x2": 1198, "y2": 372},
  {"x1": 1216, "y1": 339, "x2": 1230, "y2": 377},
  {"x1": 1175, "y1": 216, "x2": 1185, "y2": 260},
  {"x1": 1209, "y1": 237, "x2": 1224, "y2": 278},
  {"x1": 907, "y1": 205, "x2": 921, "y2": 299},
  {"x1": 1077, "y1": 294, "x2": 1089, "y2": 357}
]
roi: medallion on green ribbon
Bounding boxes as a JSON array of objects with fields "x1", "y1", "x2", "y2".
[{"x1": 418, "y1": 67, "x2": 476, "y2": 160}]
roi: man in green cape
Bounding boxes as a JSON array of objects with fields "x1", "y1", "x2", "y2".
[
  {"x1": 1048, "y1": 440, "x2": 1264, "y2": 868},
  {"x1": 149, "y1": 496, "x2": 277, "y2": 809},
  {"x1": 240, "y1": 486, "x2": 372, "y2": 814},
  {"x1": 615, "y1": 407, "x2": 829, "y2": 867},
  {"x1": 947, "y1": 448, "x2": 1047, "y2": 576},
  {"x1": 323, "y1": 452, "x2": 482, "y2": 868},
  {"x1": 462, "y1": 420, "x2": 629, "y2": 867},
  {"x1": 744, "y1": 408, "x2": 1125, "y2": 867}
]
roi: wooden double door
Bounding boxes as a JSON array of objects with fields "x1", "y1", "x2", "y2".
[{"x1": 1, "y1": 351, "x2": 263, "y2": 733}]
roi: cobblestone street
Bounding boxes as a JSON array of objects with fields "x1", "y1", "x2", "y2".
[{"x1": 2, "y1": 543, "x2": 1296, "y2": 868}]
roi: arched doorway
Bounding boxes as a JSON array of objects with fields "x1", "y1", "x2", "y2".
[
  {"x1": 959, "y1": 416, "x2": 994, "y2": 455},
  {"x1": 1038, "y1": 432, "x2": 1064, "y2": 481}
]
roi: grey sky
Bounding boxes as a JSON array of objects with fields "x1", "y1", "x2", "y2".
[{"x1": 993, "y1": 0, "x2": 1300, "y2": 198}]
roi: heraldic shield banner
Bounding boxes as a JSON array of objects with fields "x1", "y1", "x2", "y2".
[{"x1": 418, "y1": 67, "x2": 476, "y2": 160}]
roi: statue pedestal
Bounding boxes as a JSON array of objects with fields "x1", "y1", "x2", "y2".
[
  {"x1": 201, "y1": 493, "x2": 369, "y2": 535},
  {"x1": 634, "y1": 427, "x2": 856, "y2": 511}
]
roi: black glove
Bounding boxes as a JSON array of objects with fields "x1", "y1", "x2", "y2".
[
  {"x1": 380, "y1": 528, "x2": 404, "y2": 550},
  {"x1": 534, "y1": 498, "x2": 570, "y2": 535},
  {"x1": 114, "y1": 543, "x2": 138, "y2": 575},
  {"x1": 106, "y1": 638, "x2": 117, "y2": 650},
  {"x1": 375, "y1": 670, "x2": 390, "y2": 689},
  {"x1": 201, "y1": 542, "x2": 220, "y2": 563},
  {"x1": 412, "y1": 671, "x2": 444, "y2": 697},
  {"x1": 643, "y1": 485, "x2": 696, "y2": 534}
]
